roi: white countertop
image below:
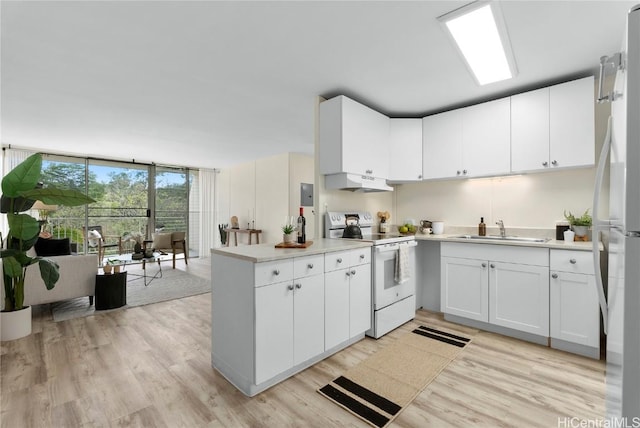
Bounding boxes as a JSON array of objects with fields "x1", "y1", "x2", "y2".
[
  {"x1": 210, "y1": 238, "x2": 372, "y2": 263},
  {"x1": 414, "y1": 233, "x2": 602, "y2": 251}
]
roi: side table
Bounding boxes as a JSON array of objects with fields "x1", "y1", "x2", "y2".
[{"x1": 95, "y1": 272, "x2": 127, "y2": 310}]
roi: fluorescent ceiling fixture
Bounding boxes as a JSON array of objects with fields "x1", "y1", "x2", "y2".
[{"x1": 439, "y1": 1, "x2": 517, "y2": 85}]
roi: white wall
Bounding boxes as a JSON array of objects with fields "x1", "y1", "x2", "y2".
[{"x1": 216, "y1": 152, "x2": 315, "y2": 245}]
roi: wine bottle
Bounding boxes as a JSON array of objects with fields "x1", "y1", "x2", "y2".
[
  {"x1": 297, "y1": 207, "x2": 306, "y2": 244},
  {"x1": 478, "y1": 217, "x2": 486, "y2": 236}
]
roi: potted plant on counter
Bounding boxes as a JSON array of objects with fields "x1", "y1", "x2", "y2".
[
  {"x1": 282, "y1": 223, "x2": 296, "y2": 244},
  {"x1": 1, "y1": 153, "x2": 95, "y2": 341},
  {"x1": 564, "y1": 209, "x2": 592, "y2": 239}
]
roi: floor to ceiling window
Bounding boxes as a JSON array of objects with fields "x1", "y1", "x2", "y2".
[{"x1": 38, "y1": 153, "x2": 199, "y2": 259}]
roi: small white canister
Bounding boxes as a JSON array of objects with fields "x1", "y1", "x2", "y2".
[{"x1": 564, "y1": 229, "x2": 575, "y2": 242}]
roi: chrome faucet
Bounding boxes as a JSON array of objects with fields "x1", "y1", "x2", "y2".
[{"x1": 496, "y1": 220, "x2": 506, "y2": 237}]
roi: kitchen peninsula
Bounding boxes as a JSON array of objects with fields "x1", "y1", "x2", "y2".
[{"x1": 211, "y1": 239, "x2": 373, "y2": 396}]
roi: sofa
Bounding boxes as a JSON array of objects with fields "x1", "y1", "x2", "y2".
[{"x1": 1, "y1": 252, "x2": 98, "y2": 308}]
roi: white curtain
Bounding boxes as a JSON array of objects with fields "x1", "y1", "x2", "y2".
[
  {"x1": 1, "y1": 148, "x2": 36, "y2": 239},
  {"x1": 198, "y1": 168, "x2": 217, "y2": 258}
]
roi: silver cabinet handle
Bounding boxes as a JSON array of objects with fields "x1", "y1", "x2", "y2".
[
  {"x1": 418, "y1": 174, "x2": 423, "y2": 179},
  {"x1": 359, "y1": 254, "x2": 365, "y2": 259},
  {"x1": 490, "y1": 263, "x2": 495, "y2": 268},
  {"x1": 542, "y1": 161, "x2": 548, "y2": 167},
  {"x1": 463, "y1": 169, "x2": 468, "y2": 175},
  {"x1": 337, "y1": 258, "x2": 342, "y2": 264},
  {"x1": 295, "y1": 283, "x2": 302, "y2": 289},
  {"x1": 273, "y1": 269, "x2": 280, "y2": 275},
  {"x1": 570, "y1": 259, "x2": 577, "y2": 264},
  {"x1": 287, "y1": 284, "x2": 294, "y2": 291},
  {"x1": 366, "y1": 169, "x2": 373, "y2": 174},
  {"x1": 307, "y1": 263, "x2": 314, "y2": 269},
  {"x1": 456, "y1": 170, "x2": 461, "y2": 175},
  {"x1": 552, "y1": 273, "x2": 558, "y2": 279},
  {"x1": 481, "y1": 262, "x2": 487, "y2": 268},
  {"x1": 551, "y1": 160, "x2": 558, "y2": 166},
  {"x1": 345, "y1": 271, "x2": 351, "y2": 277},
  {"x1": 350, "y1": 270, "x2": 356, "y2": 276}
]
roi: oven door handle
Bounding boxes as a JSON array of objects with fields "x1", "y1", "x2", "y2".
[{"x1": 375, "y1": 241, "x2": 417, "y2": 253}]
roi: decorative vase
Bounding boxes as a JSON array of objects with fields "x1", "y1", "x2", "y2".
[
  {"x1": 113, "y1": 265, "x2": 121, "y2": 274},
  {"x1": 103, "y1": 264, "x2": 113, "y2": 275},
  {"x1": 283, "y1": 233, "x2": 296, "y2": 244},
  {"x1": 573, "y1": 225, "x2": 589, "y2": 237},
  {"x1": 1, "y1": 306, "x2": 32, "y2": 341},
  {"x1": 134, "y1": 242, "x2": 142, "y2": 254}
]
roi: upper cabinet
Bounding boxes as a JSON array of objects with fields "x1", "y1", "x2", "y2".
[
  {"x1": 388, "y1": 118, "x2": 423, "y2": 182},
  {"x1": 462, "y1": 97, "x2": 511, "y2": 177},
  {"x1": 422, "y1": 109, "x2": 463, "y2": 179},
  {"x1": 422, "y1": 97, "x2": 510, "y2": 179},
  {"x1": 319, "y1": 95, "x2": 389, "y2": 179},
  {"x1": 511, "y1": 76, "x2": 595, "y2": 173}
]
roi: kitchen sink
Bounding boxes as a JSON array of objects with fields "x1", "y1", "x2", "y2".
[{"x1": 451, "y1": 235, "x2": 550, "y2": 243}]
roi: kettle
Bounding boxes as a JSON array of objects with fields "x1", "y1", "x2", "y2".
[{"x1": 342, "y1": 215, "x2": 363, "y2": 239}]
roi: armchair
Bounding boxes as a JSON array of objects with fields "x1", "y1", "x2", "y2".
[
  {"x1": 85, "y1": 225, "x2": 122, "y2": 264},
  {"x1": 149, "y1": 231, "x2": 188, "y2": 269}
]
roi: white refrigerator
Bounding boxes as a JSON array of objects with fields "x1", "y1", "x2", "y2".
[{"x1": 593, "y1": 4, "x2": 640, "y2": 420}]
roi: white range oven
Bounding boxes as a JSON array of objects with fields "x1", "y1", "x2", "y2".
[{"x1": 325, "y1": 211, "x2": 417, "y2": 338}]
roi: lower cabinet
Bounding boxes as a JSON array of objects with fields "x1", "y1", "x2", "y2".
[
  {"x1": 255, "y1": 273, "x2": 325, "y2": 384},
  {"x1": 324, "y1": 249, "x2": 372, "y2": 350},
  {"x1": 441, "y1": 243, "x2": 549, "y2": 337},
  {"x1": 550, "y1": 249, "x2": 600, "y2": 358}
]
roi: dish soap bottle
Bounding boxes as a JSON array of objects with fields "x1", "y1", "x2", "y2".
[{"x1": 478, "y1": 217, "x2": 486, "y2": 236}]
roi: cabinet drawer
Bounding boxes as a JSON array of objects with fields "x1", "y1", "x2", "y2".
[
  {"x1": 349, "y1": 248, "x2": 371, "y2": 266},
  {"x1": 550, "y1": 250, "x2": 594, "y2": 275},
  {"x1": 325, "y1": 251, "x2": 351, "y2": 272},
  {"x1": 294, "y1": 254, "x2": 325, "y2": 278},
  {"x1": 255, "y1": 260, "x2": 293, "y2": 287}
]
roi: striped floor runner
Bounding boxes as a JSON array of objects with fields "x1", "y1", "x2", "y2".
[{"x1": 318, "y1": 325, "x2": 472, "y2": 428}]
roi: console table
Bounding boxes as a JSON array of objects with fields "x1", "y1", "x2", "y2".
[{"x1": 224, "y1": 228, "x2": 262, "y2": 246}]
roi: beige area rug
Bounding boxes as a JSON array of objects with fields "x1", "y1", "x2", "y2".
[
  {"x1": 50, "y1": 267, "x2": 211, "y2": 322},
  {"x1": 318, "y1": 325, "x2": 472, "y2": 428}
]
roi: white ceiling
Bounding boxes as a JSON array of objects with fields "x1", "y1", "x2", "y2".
[{"x1": 1, "y1": 1, "x2": 636, "y2": 169}]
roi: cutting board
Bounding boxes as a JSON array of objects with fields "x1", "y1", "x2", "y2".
[{"x1": 275, "y1": 241, "x2": 313, "y2": 248}]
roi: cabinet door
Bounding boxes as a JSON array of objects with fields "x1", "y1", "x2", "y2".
[
  {"x1": 549, "y1": 76, "x2": 595, "y2": 169},
  {"x1": 441, "y1": 257, "x2": 488, "y2": 322},
  {"x1": 293, "y1": 274, "x2": 325, "y2": 365},
  {"x1": 550, "y1": 272, "x2": 599, "y2": 347},
  {"x1": 324, "y1": 269, "x2": 350, "y2": 350},
  {"x1": 389, "y1": 118, "x2": 423, "y2": 181},
  {"x1": 349, "y1": 264, "x2": 372, "y2": 337},
  {"x1": 462, "y1": 97, "x2": 511, "y2": 177},
  {"x1": 422, "y1": 110, "x2": 463, "y2": 179},
  {"x1": 255, "y1": 281, "x2": 294, "y2": 384},
  {"x1": 489, "y1": 262, "x2": 549, "y2": 336},
  {"x1": 319, "y1": 96, "x2": 389, "y2": 178},
  {"x1": 511, "y1": 87, "x2": 550, "y2": 172}
]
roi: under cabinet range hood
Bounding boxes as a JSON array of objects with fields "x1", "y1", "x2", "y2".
[{"x1": 324, "y1": 173, "x2": 393, "y2": 192}]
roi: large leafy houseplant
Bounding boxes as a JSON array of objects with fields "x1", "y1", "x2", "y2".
[{"x1": 1, "y1": 154, "x2": 95, "y2": 312}]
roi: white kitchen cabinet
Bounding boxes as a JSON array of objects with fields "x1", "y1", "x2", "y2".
[
  {"x1": 255, "y1": 255, "x2": 325, "y2": 383},
  {"x1": 461, "y1": 97, "x2": 511, "y2": 177},
  {"x1": 324, "y1": 248, "x2": 371, "y2": 350},
  {"x1": 550, "y1": 249, "x2": 600, "y2": 358},
  {"x1": 511, "y1": 76, "x2": 595, "y2": 173},
  {"x1": 549, "y1": 76, "x2": 595, "y2": 169},
  {"x1": 441, "y1": 243, "x2": 549, "y2": 338},
  {"x1": 422, "y1": 109, "x2": 463, "y2": 179},
  {"x1": 389, "y1": 118, "x2": 423, "y2": 181},
  {"x1": 319, "y1": 95, "x2": 389, "y2": 179},
  {"x1": 489, "y1": 261, "x2": 549, "y2": 336},
  {"x1": 441, "y1": 256, "x2": 489, "y2": 322},
  {"x1": 423, "y1": 98, "x2": 510, "y2": 180},
  {"x1": 511, "y1": 87, "x2": 550, "y2": 172}
]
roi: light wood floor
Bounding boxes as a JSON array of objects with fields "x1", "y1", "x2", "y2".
[{"x1": 1, "y1": 257, "x2": 606, "y2": 427}]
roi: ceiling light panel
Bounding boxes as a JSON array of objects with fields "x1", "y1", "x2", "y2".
[{"x1": 439, "y1": 1, "x2": 517, "y2": 85}]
